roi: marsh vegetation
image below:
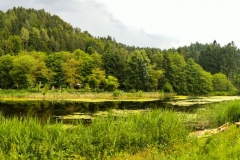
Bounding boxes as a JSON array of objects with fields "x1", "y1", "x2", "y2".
[{"x1": 1, "y1": 99, "x2": 240, "y2": 159}]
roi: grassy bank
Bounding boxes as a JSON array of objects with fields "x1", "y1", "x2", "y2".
[
  {"x1": 194, "y1": 99, "x2": 240, "y2": 128},
  {"x1": 0, "y1": 89, "x2": 176, "y2": 102},
  {"x1": 116, "y1": 99, "x2": 240, "y2": 159},
  {"x1": 115, "y1": 124, "x2": 240, "y2": 160}
]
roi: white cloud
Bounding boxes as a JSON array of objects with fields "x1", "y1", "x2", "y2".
[{"x1": 1, "y1": 0, "x2": 240, "y2": 49}]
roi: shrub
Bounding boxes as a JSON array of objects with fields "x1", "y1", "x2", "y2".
[
  {"x1": 113, "y1": 90, "x2": 121, "y2": 97},
  {"x1": 163, "y1": 82, "x2": 173, "y2": 93},
  {"x1": 135, "y1": 90, "x2": 143, "y2": 97}
]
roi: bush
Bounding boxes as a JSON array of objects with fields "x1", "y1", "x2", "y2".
[
  {"x1": 84, "y1": 83, "x2": 90, "y2": 92},
  {"x1": 129, "y1": 89, "x2": 136, "y2": 93},
  {"x1": 26, "y1": 88, "x2": 39, "y2": 93},
  {"x1": 113, "y1": 90, "x2": 121, "y2": 97},
  {"x1": 135, "y1": 90, "x2": 143, "y2": 97},
  {"x1": 163, "y1": 82, "x2": 173, "y2": 93}
]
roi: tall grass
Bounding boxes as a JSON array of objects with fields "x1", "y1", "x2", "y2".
[
  {"x1": 151, "y1": 124, "x2": 240, "y2": 160},
  {"x1": 0, "y1": 110, "x2": 188, "y2": 159},
  {"x1": 0, "y1": 89, "x2": 33, "y2": 98},
  {"x1": 195, "y1": 100, "x2": 240, "y2": 128},
  {"x1": 2, "y1": 99, "x2": 240, "y2": 159}
]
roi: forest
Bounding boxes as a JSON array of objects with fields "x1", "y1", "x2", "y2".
[{"x1": 0, "y1": 7, "x2": 240, "y2": 95}]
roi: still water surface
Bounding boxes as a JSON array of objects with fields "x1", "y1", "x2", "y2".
[{"x1": 0, "y1": 99, "x2": 201, "y2": 123}]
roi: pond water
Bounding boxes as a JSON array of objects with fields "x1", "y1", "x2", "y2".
[{"x1": 0, "y1": 98, "x2": 202, "y2": 124}]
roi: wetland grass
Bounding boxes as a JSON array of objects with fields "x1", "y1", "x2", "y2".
[
  {"x1": 0, "y1": 89, "x2": 168, "y2": 102},
  {"x1": 2, "y1": 99, "x2": 240, "y2": 159},
  {"x1": 113, "y1": 100, "x2": 240, "y2": 159},
  {"x1": 195, "y1": 99, "x2": 240, "y2": 128},
  {"x1": 0, "y1": 110, "x2": 188, "y2": 159}
]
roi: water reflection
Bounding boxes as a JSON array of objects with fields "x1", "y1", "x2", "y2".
[{"x1": 0, "y1": 99, "x2": 201, "y2": 123}]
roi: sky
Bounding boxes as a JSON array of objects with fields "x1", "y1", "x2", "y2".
[{"x1": 1, "y1": 0, "x2": 240, "y2": 49}]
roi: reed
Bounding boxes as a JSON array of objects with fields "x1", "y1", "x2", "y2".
[
  {"x1": 2, "y1": 98, "x2": 240, "y2": 159},
  {"x1": 195, "y1": 99, "x2": 240, "y2": 128},
  {"x1": 0, "y1": 110, "x2": 188, "y2": 159}
]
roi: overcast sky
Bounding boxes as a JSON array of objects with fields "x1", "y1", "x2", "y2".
[{"x1": 1, "y1": 0, "x2": 240, "y2": 49}]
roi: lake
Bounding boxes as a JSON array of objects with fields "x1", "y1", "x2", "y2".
[{"x1": 1, "y1": 96, "x2": 238, "y2": 124}]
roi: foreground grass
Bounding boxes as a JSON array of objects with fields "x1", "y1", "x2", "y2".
[
  {"x1": 115, "y1": 124, "x2": 240, "y2": 160},
  {"x1": 115, "y1": 100, "x2": 240, "y2": 159},
  {"x1": 0, "y1": 110, "x2": 188, "y2": 159},
  {"x1": 195, "y1": 99, "x2": 240, "y2": 128},
  {"x1": 2, "y1": 99, "x2": 240, "y2": 159}
]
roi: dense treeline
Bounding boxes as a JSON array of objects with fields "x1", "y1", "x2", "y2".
[{"x1": 0, "y1": 7, "x2": 240, "y2": 94}]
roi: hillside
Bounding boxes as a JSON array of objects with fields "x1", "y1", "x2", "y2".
[{"x1": 0, "y1": 7, "x2": 240, "y2": 95}]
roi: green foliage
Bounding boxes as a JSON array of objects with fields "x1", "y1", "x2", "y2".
[
  {"x1": 83, "y1": 83, "x2": 90, "y2": 92},
  {"x1": 20, "y1": 27, "x2": 29, "y2": 50},
  {"x1": 8, "y1": 35, "x2": 22, "y2": 54},
  {"x1": 0, "y1": 7, "x2": 240, "y2": 94},
  {"x1": 73, "y1": 49, "x2": 94, "y2": 77},
  {"x1": 112, "y1": 89, "x2": 121, "y2": 97},
  {"x1": 129, "y1": 89, "x2": 137, "y2": 93},
  {"x1": 62, "y1": 58, "x2": 82, "y2": 85},
  {"x1": 44, "y1": 83, "x2": 50, "y2": 93},
  {"x1": 88, "y1": 68, "x2": 106, "y2": 91},
  {"x1": 135, "y1": 90, "x2": 143, "y2": 97},
  {"x1": 148, "y1": 66, "x2": 164, "y2": 90},
  {"x1": 10, "y1": 54, "x2": 36, "y2": 88},
  {"x1": 212, "y1": 73, "x2": 236, "y2": 92},
  {"x1": 127, "y1": 50, "x2": 151, "y2": 90},
  {"x1": 162, "y1": 52, "x2": 187, "y2": 94},
  {"x1": 0, "y1": 55, "x2": 14, "y2": 88},
  {"x1": 102, "y1": 44, "x2": 128, "y2": 88},
  {"x1": 104, "y1": 75, "x2": 119, "y2": 91},
  {"x1": 163, "y1": 82, "x2": 173, "y2": 93},
  {"x1": 185, "y1": 58, "x2": 213, "y2": 95}
]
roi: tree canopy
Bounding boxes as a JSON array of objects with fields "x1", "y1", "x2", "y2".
[{"x1": 0, "y1": 7, "x2": 240, "y2": 95}]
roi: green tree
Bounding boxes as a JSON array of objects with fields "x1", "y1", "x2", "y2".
[
  {"x1": 148, "y1": 66, "x2": 164, "y2": 91},
  {"x1": 10, "y1": 54, "x2": 36, "y2": 88},
  {"x1": 0, "y1": 55, "x2": 14, "y2": 88},
  {"x1": 91, "y1": 52, "x2": 103, "y2": 69},
  {"x1": 2, "y1": 39, "x2": 13, "y2": 55},
  {"x1": 46, "y1": 52, "x2": 65, "y2": 87},
  {"x1": 20, "y1": 27, "x2": 29, "y2": 50},
  {"x1": 162, "y1": 52, "x2": 187, "y2": 94},
  {"x1": 40, "y1": 28, "x2": 49, "y2": 42},
  {"x1": 102, "y1": 45, "x2": 128, "y2": 89},
  {"x1": 29, "y1": 27, "x2": 41, "y2": 50},
  {"x1": 8, "y1": 35, "x2": 22, "y2": 54},
  {"x1": 30, "y1": 51, "x2": 54, "y2": 86},
  {"x1": 127, "y1": 50, "x2": 151, "y2": 91},
  {"x1": 151, "y1": 52, "x2": 164, "y2": 70},
  {"x1": 62, "y1": 58, "x2": 82, "y2": 86},
  {"x1": 212, "y1": 73, "x2": 236, "y2": 92},
  {"x1": 73, "y1": 49, "x2": 94, "y2": 77},
  {"x1": 220, "y1": 42, "x2": 238, "y2": 80},
  {"x1": 88, "y1": 68, "x2": 106, "y2": 91},
  {"x1": 104, "y1": 75, "x2": 119, "y2": 91},
  {"x1": 185, "y1": 58, "x2": 213, "y2": 95},
  {"x1": 199, "y1": 41, "x2": 221, "y2": 74}
]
